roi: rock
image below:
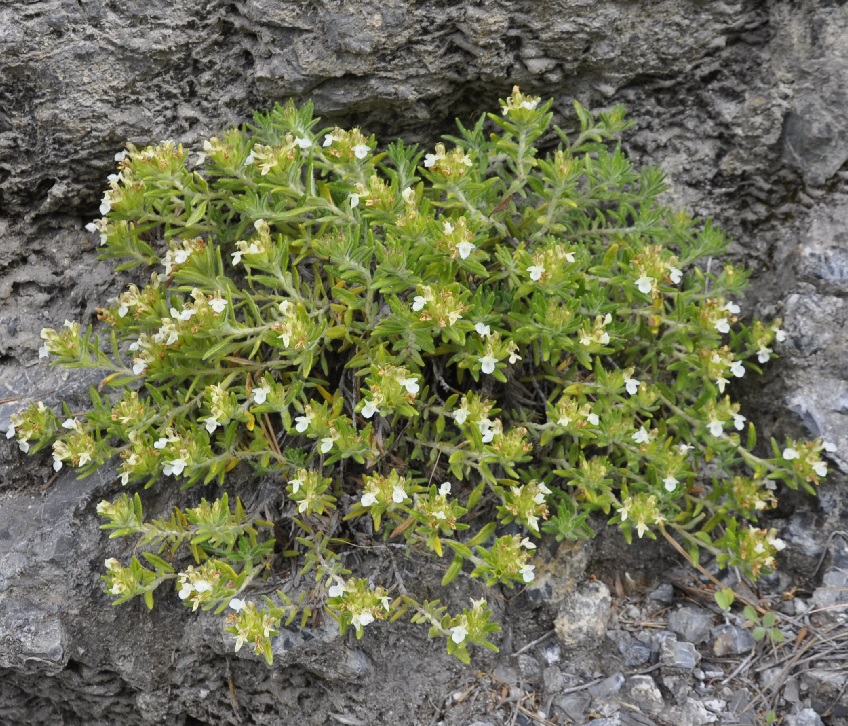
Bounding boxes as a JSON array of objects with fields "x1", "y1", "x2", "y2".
[
  {"x1": 625, "y1": 675, "x2": 664, "y2": 716},
  {"x1": 553, "y1": 692, "x2": 591, "y2": 723},
  {"x1": 646, "y1": 582, "x2": 674, "y2": 606},
  {"x1": 588, "y1": 673, "x2": 625, "y2": 699},
  {"x1": 554, "y1": 581, "x2": 611, "y2": 650},
  {"x1": 606, "y1": 630, "x2": 652, "y2": 667},
  {"x1": 785, "y1": 709, "x2": 825, "y2": 726},
  {"x1": 660, "y1": 637, "x2": 700, "y2": 671},
  {"x1": 802, "y1": 669, "x2": 848, "y2": 720},
  {"x1": 711, "y1": 624, "x2": 755, "y2": 656},
  {"x1": 667, "y1": 606, "x2": 714, "y2": 645}
]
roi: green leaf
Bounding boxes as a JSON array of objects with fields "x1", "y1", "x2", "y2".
[{"x1": 441, "y1": 555, "x2": 464, "y2": 586}]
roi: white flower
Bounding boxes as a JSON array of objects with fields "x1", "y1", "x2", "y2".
[
  {"x1": 586, "y1": 413, "x2": 599, "y2": 426},
  {"x1": 210, "y1": 296, "x2": 228, "y2": 314},
  {"x1": 714, "y1": 318, "x2": 730, "y2": 334},
  {"x1": 557, "y1": 415, "x2": 571, "y2": 427},
  {"x1": 349, "y1": 193, "x2": 360, "y2": 208},
  {"x1": 392, "y1": 485, "x2": 408, "y2": 503},
  {"x1": 178, "y1": 583, "x2": 193, "y2": 600},
  {"x1": 663, "y1": 475, "x2": 678, "y2": 492},
  {"x1": 479, "y1": 419, "x2": 495, "y2": 444},
  {"x1": 400, "y1": 377, "x2": 419, "y2": 395},
  {"x1": 454, "y1": 408, "x2": 469, "y2": 425},
  {"x1": 294, "y1": 414, "x2": 312, "y2": 433},
  {"x1": 782, "y1": 447, "x2": 799, "y2": 460},
  {"x1": 38, "y1": 343, "x2": 50, "y2": 359},
  {"x1": 62, "y1": 418, "x2": 77, "y2": 430},
  {"x1": 52, "y1": 455, "x2": 63, "y2": 472},
  {"x1": 636, "y1": 275, "x2": 655, "y2": 295},
  {"x1": 708, "y1": 419, "x2": 723, "y2": 437},
  {"x1": 669, "y1": 267, "x2": 682, "y2": 285},
  {"x1": 457, "y1": 241, "x2": 476, "y2": 259},
  {"x1": 154, "y1": 437, "x2": 169, "y2": 450},
  {"x1": 322, "y1": 134, "x2": 335, "y2": 147},
  {"x1": 289, "y1": 477, "x2": 303, "y2": 493},
  {"x1": 678, "y1": 443, "x2": 694, "y2": 454},
  {"x1": 730, "y1": 361, "x2": 745, "y2": 378},
  {"x1": 773, "y1": 327, "x2": 786, "y2": 342},
  {"x1": 439, "y1": 482, "x2": 451, "y2": 496},
  {"x1": 402, "y1": 187, "x2": 415, "y2": 204},
  {"x1": 361, "y1": 491, "x2": 378, "y2": 507},
  {"x1": 724, "y1": 301, "x2": 741, "y2": 315},
  {"x1": 757, "y1": 347, "x2": 772, "y2": 364},
  {"x1": 18, "y1": 440, "x2": 30, "y2": 453},
  {"x1": 632, "y1": 427, "x2": 650, "y2": 445},
  {"x1": 5, "y1": 424, "x2": 14, "y2": 440},
  {"x1": 229, "y1": 598, "x2": 246, "y2": 612},
  {"x1": 99, "y1": 197, "x2": 111, "y2": 216},
  {"x1": 412, "y1": 295, "x2": 427, "y2": 312},
  {"x1": 328, "y1": 583, "x2": 346, "y2": 599},
  {"x1": 319, "y1": 437, "x2": 334, "y2": 454},
  {"x1": 132, "y1": 360, "x2": 148, "y2": 375},
  {"x1": 252, "y1": 384, "x2": 271, "y2": 405},
  {"x1": 194, "y1": 580, "x2": 213, "y2": 593},
  {"x1": 716, "y1": 376, "x2": 728, "y2": 394},
  {"x1": 164, "y1": 458, "x2": 187, "y2": 477},
  {"x1": 823, "y1": 441, "x2": 838, "y2": 453},
  {"x1": 520, "y1": 537, "x2": 536, "y2": 550},
  {"x1": 204, "y1": 418, "x2": 220, "y2": 434},
  {"x1": 351, "y1": 612, "x2": 374, "y2": 630},
  {"x1": 733, "y1": 413, "x2": 746, "y2": 431},
  {"x1": 450, "y1": 625, "x2": 468, "y2": 644},
  {"x1": 479, "y1": 354, "x2": 497, "y2": 375},
  {"x1": 527, "y1": 265, "x2": 545, "y2": 281},
  {"x1": 813, "y1": 461, "x2": 828, "y2": 477},
  {"x1": 443, "y1": 221, "x2": 454, "y2": 234},
  {"x1": 770, "y1": 537, "x2": 787, "y2": 552},
  {"x1": 117, "y1": 303, "x2": 129, "y2": 318},
  {"x1": 361, "y1": 400, "x2": 378, "y2": 418},
  {"x1": 114, "y1": 150, "x2": 128, "y2": 162},
  {"x1": 625, "y1": 378, "x2": 640, "y2": 396},
  {"x1": 352, "y1": 144, "x2": 370, "y2": 159},
  {"x1": 475, "y1": 322, "x2": 491, "y2": 338},
  {"x1": 508, "y1": 349, "x2": 522, "y2": 364},
  {"x1": 520, "y1": 564, "x2": 535, "y2": 583},
  {"x1": 294, "y1": 136, "x2": 312, "y2": 149}
]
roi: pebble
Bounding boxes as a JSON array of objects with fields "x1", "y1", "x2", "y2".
[
  {"x1": 660, "y1": 637, "x2": 701, "y2": 670},
  {"x1": 711, "y1": 624, "x2": 755, "y2": 656},
  {"x1": 668, "y1": 606, "x2": 714, "y2": 644}
]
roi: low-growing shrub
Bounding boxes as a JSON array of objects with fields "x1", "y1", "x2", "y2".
[{"x1": 8, "y1": 87, "x2": 836, "y2": 664}]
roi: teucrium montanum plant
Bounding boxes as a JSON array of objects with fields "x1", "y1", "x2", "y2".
[{"x1": 9, "y1": 87, "x2": 837, "y2": 665}]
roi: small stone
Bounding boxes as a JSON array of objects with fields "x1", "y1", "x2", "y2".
[
  {"x1": 554, "y1": 581, "x2": 611, "y2": 649},
  {"x1": 660, "y1": 637, "x2": 700, "y2": 670},
  {"x1": 647, "y1": 582, "x2": 674, "y2": 605},
  {"x1": 606, "y1": 629, "x2": 651, "y2": 666},
  {"x1": 626, "y1": 675, "x2": 663, "y2": 716},
  {"x1": 785, "y1": 708, "x2": 825, "y2": 726},
  {"x1": 667, "y1": 606, "x2": 714, "y2": 644},
  {"x1": 517, "y1": 654, "x2": 542, "y2": 681},
  {"x1": 703, "y1": 698, "x2": 726, "y2": 713},
  {"x1": 712, "y1": 624, "x2": 755, "y2": 656},
  {"x1": 553, "y1": 693, "x2": 591, "y2": 723},
  {"x1": 680, "y1": 698, "x2": 717, "y2": 725},
  {"x1": 802, "y1": 669, "x2": 848, "y2": 717},
  {"x1": 588, "y1": 673, "x2": 625, "y2": 699},
  {"x1": 542, "y1": 666, "x2": 565, "y2": 692}
]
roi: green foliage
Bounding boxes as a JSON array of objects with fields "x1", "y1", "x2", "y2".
[{"x1": 9, "y1": 87, "x2": 837, "y2": 664}]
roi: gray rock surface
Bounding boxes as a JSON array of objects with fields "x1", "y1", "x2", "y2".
[{"x1": 2, "y1": 0, "x2": 848, "y2": 724}]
